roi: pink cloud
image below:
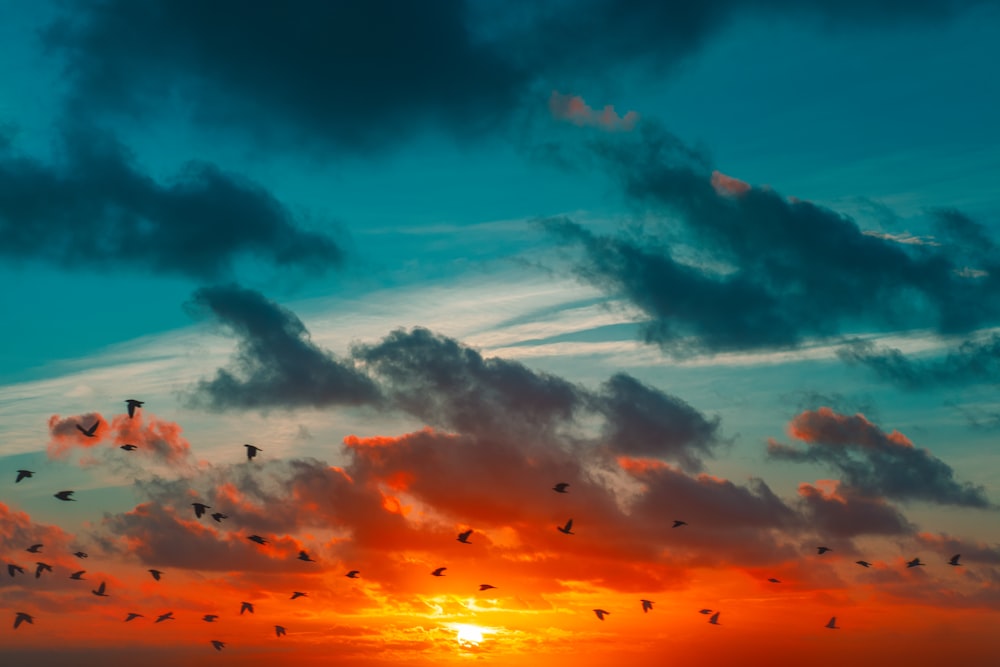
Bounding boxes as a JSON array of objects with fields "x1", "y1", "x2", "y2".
[
  {"x1": 710, "y1": 170, "x2": 751, "y2": 197},
  {"x1": 549, "y1": 91, "x2": 639, "y2": 131}
]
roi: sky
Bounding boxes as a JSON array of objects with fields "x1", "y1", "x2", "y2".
[{"x1": 2, "y1": 0, "x2": 1000, "y2": 664}]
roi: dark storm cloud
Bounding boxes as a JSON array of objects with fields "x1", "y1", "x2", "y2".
[
  {"x1": 541, "y1": 121, "x2": 1000, "y2": 357},
  {"x1": 768, "y1": 408, "x2": 992, "y2": 508},
  {"x1": 838, "y1": 335, "x2": 1000, "y2": 389},
  {"x1": 0, "y1": 128, "x2": 342, "y2": 279},
  {"x1": 186, "y1": 284, "x2": 380, "y2": 410},
  {"x1": 44, "y1": 0, "x2": 985, "y2": 153}
]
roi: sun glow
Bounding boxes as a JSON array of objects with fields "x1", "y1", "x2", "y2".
[{"x1": 451, "y1": 623, "x2": 486, "y2": 646}]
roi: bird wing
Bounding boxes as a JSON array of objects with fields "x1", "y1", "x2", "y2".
[{"x1": 564, "y1": 519, "x2": 573, "y2": 531}]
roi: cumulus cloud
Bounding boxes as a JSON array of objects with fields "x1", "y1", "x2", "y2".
[
  {"x1": 797, "y1": 480, "x2": 914, "y2": 538},
  {"x1": 47, "y1": 411, "x2": 193, "y2": 465},
  {"x1": 548, "y1": 92, "x2": 639, "y2": 131},
  {"x1": 0, "y1": 128, "x2": 343, "y2": 279}
]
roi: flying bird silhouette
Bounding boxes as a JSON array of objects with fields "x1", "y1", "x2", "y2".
[
  {"x1": 297, "y1": 550, "x2": 315, "y2": 562},
  {"x1": 906, "y1": 557, "x2": 925, "y2": 568},
  {"x1": 76, "y1": 421, "x2": 99, "y2": 438},
  {"x1": 825, "y1": 616, "x2": 840, "y2": 629},
  {"x1": 948, "y1": 554, "x2": 962, "y2": 567},
  {"x1": 290, "y1": 592, "x2": 307, "y2": 600},
  {"x1": 244, "y1": 444, "x2": 262, "y2": 460},
  {"x1": 553, "y1": 482, "x2": 569, "y2": 493},
  {"x1": 211, "y1": 512, "x2": 228, "y2": 522},
  {"x1": 25, "y1": 544, "x2": 43, "y2": 553},
  {"x1": 768, "y1": 578, "x2": 781, "y2": 583},
  {"x1": 69, "y1": 570, "x2": 86, "y2": 580},
  {"x1": 557, "y1": 519, "x2": 574, "y2": 535},
  {"x1": 709, "y1": 612, "x2": 721, "y2": 625},
  {"x1": 457, "y1": 529, "x2": 473, "y2": 544},
  {"x1": 7, "y1": 564, "x2": 25, "y2": 577},
  {"x1": 92, "y1": 581, "x2": 109, "y2": 597},
  {"x1": 593, "y1": 609, "x2": 610, "y2": 620},
  {"x1": 73, "y1": 551, "x2": 88, "y2": 559},
  {"x1": 120, "y1": 444, "x2": 137, "y2": 451},
  {"x1": 15, "y1": 469, "x2": 34, "y2": 483},
  {"x1": 275, "y1": 625, "x2": 286, "y2": 637},
  {"x1": 817, "y1": 546, "x2": 832, "y2": 554},
  {"x1": 35, "y1": 562, "x2": 52, "y2": 578},
  {"x1": 124, "y1": 613, "x2": 144, "y2": 622},
  {"x1": 14, "y1": 612, "x2": 33, "y2": 629},
  {"x1": 203, "y1": 615, "x2": 218, "y2": 623},
  {"x1": 856, "y1": 560, "x2": 872, "y2": 568},
  {"x1": 346, "y1": 570, "x2": 360, "y2": 579},
  {"x1": 192, "y1": 503, "x2": 210, "y2": 518},
  {"x1": 479, "y1": 584, "x2": 497, "y2": 591},
  {"x1": 149, "y1": 569, "x2": 163, "y2": 581},
  {"x1": 247, "y1": 535, "x2": 268, "y2": 545},
  {"x1": 641, "y1": 599, "x2": 654, "y2": 613},
  {"x1": 155, "y1": 612, "x2": 174, "y2": 623},
  {"x1": 672, "y1": 520, "x2": 687, "y2": 528},
  {"x1": 698, "y1": 609, "x2": 713, "y2": 615},
  {"x1": 125, "y1": 399, "x2": 144, "y2": 418},
  {"x1": 211, "y1": 640, "x2": 225, "y2": 651},
  {"x1": 54, "y1": 490, "x2": 75, "y2": 501},
  {"x1": 240, "y1": 601, "x2": 254, "y2": 615},
  {"x1": 431, "y1": 567, "x2": 447, "y2": 577}
]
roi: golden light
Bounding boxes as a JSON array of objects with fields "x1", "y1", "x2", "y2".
[{"x1": 452, "y1": 623, "x2": 485, "y2": 647}]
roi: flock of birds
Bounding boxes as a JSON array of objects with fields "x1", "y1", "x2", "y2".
[{"x1": 2, "y1": 398, "x2": 971, "y2": 650}]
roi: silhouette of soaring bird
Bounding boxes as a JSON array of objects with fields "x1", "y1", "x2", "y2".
[
  {"x1": 297, "y1": 550, "x2": 315, "y2": 562},
  {"x1": 479, "y1": 584, "x2": 497, "y2": 591},
  {"x1": 92, "y1": 581, "x2": 109, "y2": 597},
  {"x1": 856, "y1": 560, "x2": 872, "y2": 568},
  {"x1": 641, "y1": 599, "x2": 654, "y2": 613},
  {"x1": 203, "y1": 615, "x2": 218, "y2": 623},
  {"x1": 155, "y1": 612, "x2": 174, "y2": 623},
  {"x1": 76, "y1": 421, "x2": 99, "y2": 438},
  {"x1": 593, "y1": 609, "x2": 610, "y2": 620},
  {"x1": 431, "y1": 567, "x2": 447, "y2": 577},
  {"x1": 825, "y1": 616, "x2": 840, "y2": 629},
  {"x1": 149, "y1": 569, "x2": 163, "y2": 581},
  {"x1": 346, "y1": 570, "x2": 360, "y2": 579},
  {"x1": 275, "y1": 625, "x2": 286, "y2": 637},
  {"x1": 26, "y1": 544, "x2": 43, "y2": 553},
  {"x1": 120, "y1": 444, "x2": 138, "y2": 451},
  {"x1": 290, "y1": 592, "x2": 307, "y2": 600},
  {"x1": 672, "y1": 520, "x2": 687, "y2": 528},
  {"x1": 557, "y1": 519, "x2": 574, "y2": 535},
  {"x1": 211, "y1": 640, "x2": 225, "y2": 651},
  {"x1": 244, "y1": 444, "x2": 262, "y2": 460},
  {"x1": 457, "y1": 529, "x2": 473, "y2": 544},
  {"x1": 14, "y1": 612, "x2": 33, "y2": 629},
  {"x1": 8, "y1": 564, "x2": 25, "y2": 577},
  {"x1": 74, "y1": 551, "x2": 88, "y2": 559},
  {"x1": 709, "y1": 612, "x2": 721, "y2": 625},
  {"x1": 247, "y1": 535, "x2": 268, "y2": 545},
  {"x1": 35, "y1": 562, "x2": 52, "y2": 578},
  {"x1": 553, "y1": 483, "x2": 569, "y2": 493},
  {"x1": 192, "y1": 503, "x2": 210, "y2": 519},
  {"x1": 240, "y1": 601, "x2": 254, "y2": 615},
  {"x1": 817, "y1": 546, "x2": 832, "y2": 554},
  {"x1": 906, "y1": 557, "x2": 924, "y2": 568},
  {"x1": 948, "y1": 554, "x2": 962, "y2": 567},
  {"x1": 69, "y1": 570, "x2": 86, "y2": 580},
  {"x1": 768, "y1": 578, "x2": 781, "y2": 583},
  {"x1": 124, "y1": 613, "x2": 143, "y2": 622},
  {"x1": 698, "y1": 609, "x2": 713, "y2": 615},
  {"x1": 15, "y1": 470, "x2": 34, "y2": 483},
  {"x1": 211, "y1": 512, "x2": 228, "y2": 523},
  {"x1": 125, "y1": 399, "x2": 144, "y2": 418},
  {"x1": 54, "y1": 490, "x2": 75, "y2": 501}
]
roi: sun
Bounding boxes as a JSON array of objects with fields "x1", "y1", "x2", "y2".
[{"x1": 453, "y1": 623, "x2": 485, "y2": 646}]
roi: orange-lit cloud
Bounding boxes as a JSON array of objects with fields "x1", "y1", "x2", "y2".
[
  {"x1": 710, "y1": 170, "x2": 751, "y2": 196},
  {"x1": 549, "y1": 92, "x2": 639, "y2": 131}
]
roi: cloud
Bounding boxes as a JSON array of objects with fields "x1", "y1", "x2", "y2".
[
  {"x1": 47, "y1": 411, "x2": 193, "y2": 465},
  {"x1": 548, "y1": 92, "x2": 638, "y2": 131},
  {"x1": 186, "y1": 284, "x2": 380, "y2": 411},
  {"x1": 0, "y1": 128, "x2": 343, "y2": 280},
  {"x1": 837, "y1": 335, "x2": 1000, "y2": 389},
  {"x1": 768, "y1": 407, "x2": 992, "y2": 508},
  {"x1": 797, "y1": 480, "x2": 914, "y2": 537},
  {"x1": 540, "y1": 120, "x2": 1000, "y2": 357}
]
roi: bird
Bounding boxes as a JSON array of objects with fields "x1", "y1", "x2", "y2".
[
  {"x1": 593, "y1": 609, "x2": 610, "y2": 620},
  {"x1": 457, "y1": 529, "x2": 473, "y2": 544},
  {"x1": 948, "y1": 554, "x2": 962, "y2": 567},
  {"x1": 69, "y1": 570, "x2": 86, "y2": 580},
  {"x1": 202, "y1": 615, "x2": 218, "y2": 623},
  {"x1": 275, "y1": 625, "x2": 286, "y2": 637},
  {"x1": 8, "y1": 564, "x2": 25, "y2": 577},
  {"x1": 15, "y1": 469, "x2": 34, "y2": 483},
  {"x1": 76, "y1": 421, "x2": 99, "y2": 438},
  {"x1": 120, "y1": 444, "x2": 137, "y2": 451},
  {"x1": 124, "y1": 613, "x2": 143, "y2": 622},
  {"x1": 240, "y1": 601, "x2": 254, "y2": 615},
  {"x1": 192, "y1": 503, "x2": 210, "y2": 518},
  {"x1": 73, "y1": 551, "x2": 88, "y2": 559},
  {"x1": 290, "y1": 592, "x2": 307, "y2": 600},
  {"x1": 149, "y1": 569, "x2": 163, "y2": 581},
  {"x1": 247, "y1": 535, "x2": 268, "y2": 545},
  {"x1": 479, "y1": 584, "x2": 497, "y2": 591},
  {"x1": 709, "y1": 612, "x2": 721, "y2": 625},
  {"x1": 35, "y1": 562, "x2": 52, "y2": 578},
  {"x1": 431, "y1": 567, "x2": 447, "y2": 577},
  {"x1": 553, "y1": 482, "x2": 569, "y2": 493},
  {"x1": 817, "y1": 546, "x2": 832, "y2": 554},
  {"x1": 641, "y1": 599, "x2": 654, "y2": 613},
  {"x1": 825, "y1": 616, "x2": 840, "y2": 629},
  {"x1": 672, "y1": 520, "x2": 687, "y2": 528},
  {"x1": 54, "y1": 490, "x2": 75, "y2": 501},
  {"x1": 346, "y1": 570, "x2": 360, "y2": 579},
  {"x1": 211, "y1": 640, "x2": 225, "y2": 651},
  {"x1": 856, "y1": 560, "x2": 872, "y2": 568},
  {"x1": 14, "y1": 612, "x2": 33, "y2": 629},
  {"x1": 125, "y1": 399, "x2": 144, "y2": 418},
  {"x1": 211, "y1": 512, "x2": 228, "y2": 522},
  {"x1": 92, "y1": 581, "x2": 109, "y2": 597},
  {"x1": 767, "y1": 578, "x2": 781, "y2": 583},
  {"x1": 25, "y1": 544, "x2": 43, "y2": 553},
  {"x1": 244, "y1": 444, "x2": 262, "y2": 460},
  {"x1": 906, "y1": 557, "x2": 924, "y2": 568},
  {"x1": 297, "y1": 550, "x2": 315, "y2": 562},
  {"x1": 698, "y1": 609, "x2": 713, "y2": 615},
  {"x1": 155, "y1": 612, "x2": 174, "y2": 623},
  {"x1": 557, "y1": 519, "x2": 574, "y2": 535}
]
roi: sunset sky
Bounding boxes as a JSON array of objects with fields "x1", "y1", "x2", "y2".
[{"x1": 2, "y1": 1, "x2": 1000, "y2": 664}]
